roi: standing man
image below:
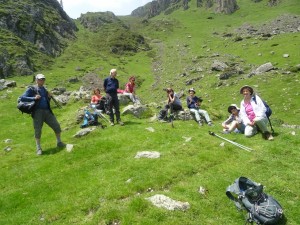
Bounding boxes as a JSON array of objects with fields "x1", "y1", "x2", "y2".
[
  {"x1": 20, "y1": 74, "x2": 66, "y2": 155},
  {"x1": 103, "y1": 69, "x2": 124, "y2": 126}
]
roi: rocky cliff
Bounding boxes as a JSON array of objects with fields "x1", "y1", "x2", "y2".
[
  {"x1": 131, "y1": 0, "x2": 189, "y2": 18},
  {"x1": 0, "y1": 0, "x2": 77, "y2": 78},
  {"x1": 131, "y1": 0, "x2": 240, "y2": 18}
]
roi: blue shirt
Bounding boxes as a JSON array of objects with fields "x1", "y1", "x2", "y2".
[
  {"x1": 187, "y1": 96, "x2": 202, "y2": 109},
  {"x1": 36, "y1": 86, "x2": 49, "y2": 109},
  {"x1": 103, "y1": 76, "x2": 119, "y2": 94}
]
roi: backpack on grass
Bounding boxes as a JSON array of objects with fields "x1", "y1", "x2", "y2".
[
  {"x1": 80, "y1": 109, "x2": 100, "y2": 128},
  {"x1": 17, "y1": 86, "x2": 38, "y2": 114},
  {"x1": 226, "y1": 177, "x2": 283, "y2": 225}
]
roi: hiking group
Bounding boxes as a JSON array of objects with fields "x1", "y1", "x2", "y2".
[
  {"x1": 158, "y1": 85, "x2": 273, "y2": 141},
  {"x1": 19, "y1": 70, "x2": 274, "y2": 155}
]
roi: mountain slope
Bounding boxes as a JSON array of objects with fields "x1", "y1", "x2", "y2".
[{"x1": 0, "y1": 0, "x2": 77, "y2": 78}]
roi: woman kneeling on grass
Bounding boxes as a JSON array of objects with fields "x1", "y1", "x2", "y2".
[{"x1": 239, "y1": 85, "x2": 273, "y2": 141}]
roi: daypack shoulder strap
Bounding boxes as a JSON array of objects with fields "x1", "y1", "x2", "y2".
[{"x1": 252, "y1": 95, "x2": 257, "y2": 104}]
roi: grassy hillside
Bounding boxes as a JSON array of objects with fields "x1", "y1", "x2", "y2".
[{"x1": 0, "y1": 0, "x2": 299, "y2": 224}]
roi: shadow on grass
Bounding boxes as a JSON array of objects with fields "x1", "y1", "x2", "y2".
[
  {"x1": 278, "y1": 214, "x2": 287, "y2": 225},
  {"x1": 42, "y1": 147, "x2": 65, "y2": 155},
  {"x1": 119, "y1": 121, "x2": 142, "y2": 126}
]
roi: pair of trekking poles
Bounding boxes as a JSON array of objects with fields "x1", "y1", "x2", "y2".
[{"x1": 209, "y1": 131, "x2": 253, "y2": 152}]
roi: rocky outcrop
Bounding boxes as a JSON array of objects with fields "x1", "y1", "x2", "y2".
[
  {"x1": 197, "y1": 0, "x2": 239, "y2": 14},
  {"x1": 79, "y1": 12, "x2": 126, "y2": 31},
  {"x1": 215, "y1": 0, "x2": 239, "y2": 14},
  {"x1": 131, "y1": 0, "x2": 189, "y2": 18},
  {"x1": 0, "y1": 0, "x2": 77, "y2": 78},
  {"x1": 79, "y1": 12, "x2": 150, "y2": 54},
  {"x1": 235, "y1": 14, "x2": 300, "y2": 37}
]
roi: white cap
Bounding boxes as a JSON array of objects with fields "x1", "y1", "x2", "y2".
[{"x1": 36, "y1": 74, "x2": 45, "y2": 79}]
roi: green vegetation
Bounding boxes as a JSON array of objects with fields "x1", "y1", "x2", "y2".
[{"x1": 0, "y1": 0, "x2": 299, "y2": 224}]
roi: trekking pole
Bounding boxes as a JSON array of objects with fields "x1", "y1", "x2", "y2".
[
  {"x1": 50, "y1": 96, "x2": 62, "y2": 109},
  {"x1": 90, "y1": 105, "x2": 110, "y2": 124},
  {"x1": 209, "y1": 131, "x2": 253, "y2": 152},
  {"x1": 211, "y1": 131, "x2": 253, "y2": 152},
  {"x1": 267, "y1": 117, "x2": 274, "y2": 134},
  {"x1": 97, "y1": 111, "x2": 110, "y2": 124}
]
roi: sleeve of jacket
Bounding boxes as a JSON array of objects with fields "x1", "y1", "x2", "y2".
[
  {"x1": 103, "y1": 78, "x2": 107, "y2": 91},
  {"x1": 20, "y1": 87, "x2": 36, "y2": 102},
  {"x1": 187, "y1": 97, "x2": 195, "y2": 109},
  {"x1": 222, "y1": 114, "x2": 234, "y2": 126},
  {"x1": 252, "y1": 95, "x2": 267, "y2": 119}
]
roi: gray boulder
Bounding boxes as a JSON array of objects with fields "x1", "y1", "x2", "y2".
[
  {"x1": 122, "y1": 104, "x2": 152, "y2": 118},
  {"x1": 146, "y1": 194, "x2": 190, "y2": 211},
  {"x1": 211, "y1": 60, "x2": 228, "y2": 71}
]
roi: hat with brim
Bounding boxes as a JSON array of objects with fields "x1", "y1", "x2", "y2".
[
  {"x1": 36, "y1": 74, "x2": 45, "y2": 80},
  {"x1": 188, "y1": 88, "x2": 196, "y2": 93},
  {"x1": 228, "y1": 104, "x2": 240, "y2": 113},
  {"x1": 240, "y1": 85, "x2": 253, "y2": 95}
]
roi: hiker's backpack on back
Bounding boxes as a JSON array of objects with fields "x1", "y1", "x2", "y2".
[
  {"x1": 226, "y1": 177, "x2": 283, "y2": 225},
  {"x1": 17, "y1": 86, "x2": 38, "y2": 114},
  {"x1": 252, "y1": 95, "x2": 272, "y2": 118}
]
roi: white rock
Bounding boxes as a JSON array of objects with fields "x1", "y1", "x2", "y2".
[{"x1": 66, "y1": 144, "x2": 74, "y2": 152}]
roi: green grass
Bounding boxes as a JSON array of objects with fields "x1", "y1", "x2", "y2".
[{"x1": 1, "y1": 0, "x2": 300, "y2": 224}]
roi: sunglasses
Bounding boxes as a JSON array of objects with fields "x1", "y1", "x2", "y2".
[{"x1": 38, "y1": 78, "x2": 45, "y2": 80}]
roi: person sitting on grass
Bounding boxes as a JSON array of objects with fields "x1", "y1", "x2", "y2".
[
  {"x1": 158, "y1": 88, "x2": 182, "y2": 121},
  {"x1": 123, "y1": 76, "x2": 141, "y2": 105},
  {"x1": 222, "y1": 104, "x2": 245, "y2": 134},
  {"x1": 90, "y1": 88, "x2": 102, "y2": 107},
  {"x1": 187, "y1": 88, "x2": 213, "y2": 126}
]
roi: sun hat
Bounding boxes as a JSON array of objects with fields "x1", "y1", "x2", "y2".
[
  {"x1": 240, "y1": 85, "x2": 253, "y2": 95},
  {"x1": 228, "y1": 104, "x2": 240, "y2": 113},
  {"x1": 188, "y1": 87, "x2": 196, "y2": 93},
  {"x1": 36, "y1": 74, "x2": 45, "y2": 80}
]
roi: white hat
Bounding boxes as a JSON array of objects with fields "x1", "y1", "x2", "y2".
[
  {"x1": 228, "y1": 104, "x2": 240, "y2": 113},
  {"x1": 36, "y1": 74, "x2": 45, "y2": 80},
  {"x1": 188, "y1": 87, "x2": 196, "y2": 93}
]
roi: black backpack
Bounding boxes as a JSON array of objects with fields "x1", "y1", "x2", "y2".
[
  {"x1": 17, "y1": 86, "x2": 38, "y2": 114},
  {"x1": 226, "y1": 177, "x2": 283, "y2": 224}
]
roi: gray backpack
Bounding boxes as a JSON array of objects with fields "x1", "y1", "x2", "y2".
[{"x1": 226, "y1": 177, "x2": 283, "y2": 224}]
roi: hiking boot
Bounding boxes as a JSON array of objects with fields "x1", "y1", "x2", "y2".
[
  {"x1": 208, "y1": 122, "x2": 213, "y2": 126},
  {"x1": 263, "y1": 131, "x2": 274, "y2": 141},
  {"x1": 222, "y1": 130, "x2": 230, "y2": 134},
  {"x1": 36, "y1": 148, "x2": 43, "y2": 155},
  {"x1": 198, "y1": 121, "x2": 203, "y2": 126},
  {"x1": 117, "y1": 121, "x2": 124, "y2": 126},
  {"x1": 110, "y1": 121, "x2": 115, "y2": 126},
  {"x1": 57, "y1": 142, "x2": 66, "y2": 148}
]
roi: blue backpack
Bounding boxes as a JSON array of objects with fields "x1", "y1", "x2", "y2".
[{"x1": 80, "y1": 109, "x2": 100, "y2": 128}]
